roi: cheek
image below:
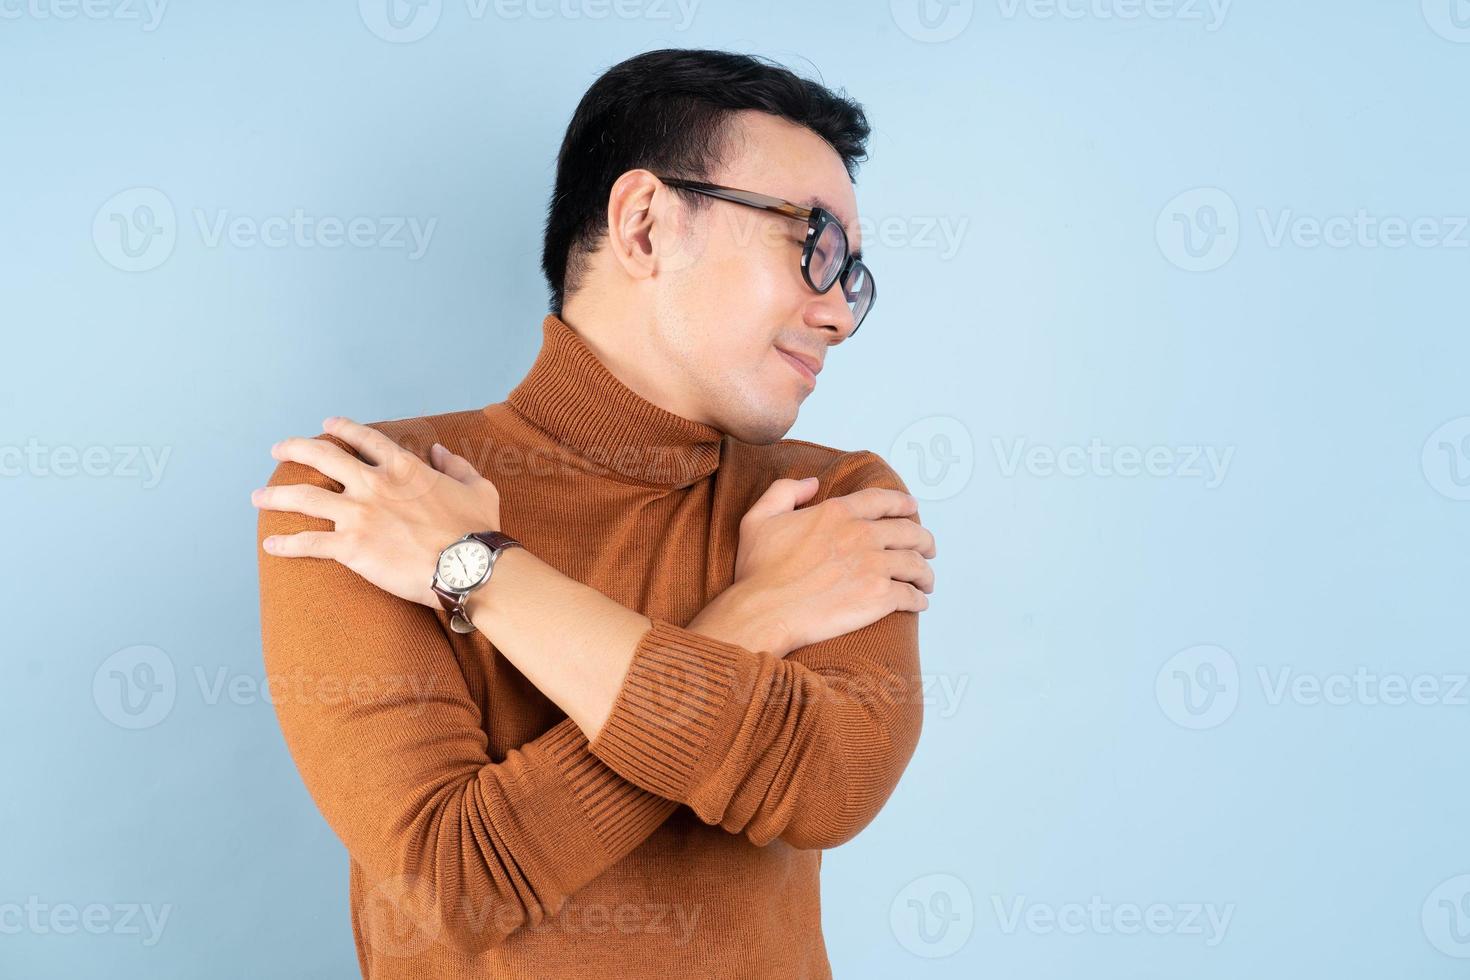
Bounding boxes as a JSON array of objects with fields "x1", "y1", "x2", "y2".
[
  {"x1": 703, "y1": 226, "x2": 805, "y2": 306},
  {"x1": 665, "y1": 227, "x2": 808, "y2": 342}
]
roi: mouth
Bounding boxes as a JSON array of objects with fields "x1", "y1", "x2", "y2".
[{"x1": 774, "y1": 346, "x2": 821, "y2": 388}]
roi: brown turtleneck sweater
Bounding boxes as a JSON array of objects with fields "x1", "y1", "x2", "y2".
[{"x1": 256, "y1": 313, "x2": 925, "y2": 979}]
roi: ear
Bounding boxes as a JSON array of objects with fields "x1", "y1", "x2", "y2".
[{"x1": 605, "y1": 169, "x2": 705, "y2": 284}]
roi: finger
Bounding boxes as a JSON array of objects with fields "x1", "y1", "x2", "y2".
[
  {"x1": 271, "y1": 435, "x2": 366, "y2": 489},
  {"x1": 251, "y1": 483, "x2": 350, "y2": 523},
  {"x1": 872, "y1": 517, "x2": 937, "y2": 558},
  {"x1": 890, "y1": 581, "x2": 930, "y2": 613},
  {"x1": 837, "y1": 486, "x2": 919, "y2": 521},
  {"x1": 743, "y1": 477, "x2": 821, "y2": 526},
  {"x1": 882, "y1": 550, "x2": 935, "y2": 594},
  {"x1": 261, "y1": 530, "x2": 344, "y2": 560},
  {"x1": 430, "y1": 443, "x2": 482, "y2": 485},
  {"x1": 322, "y1": 416, "x2": 403, "y2": 467}
]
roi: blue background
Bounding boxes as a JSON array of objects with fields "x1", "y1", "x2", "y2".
[{"x1": 4, "y1": 1, "x2": 1469, "y2": 977}]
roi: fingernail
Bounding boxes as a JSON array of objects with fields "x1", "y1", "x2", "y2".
[
  {"x1": 323, "y1": 416, "x2": 340, "y2": 429},
  {"x1": 250, "y1": 488, "x2": 263, "y2": 504}
]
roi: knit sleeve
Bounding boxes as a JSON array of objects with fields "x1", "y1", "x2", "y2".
[
  {"x1": 257, "y1": 435, "x2": 677, "y2": 959},
  {"x1": 586, "y1": 451, "x2": 926, "y2": 850}
]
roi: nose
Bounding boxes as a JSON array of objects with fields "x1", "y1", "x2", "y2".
[{"x1": 804, "y1": 280, "x2": 858, "y2": 343}]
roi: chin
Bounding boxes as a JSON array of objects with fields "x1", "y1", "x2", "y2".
[{"x1": 727, "y1": 400, "x2": 798, "y2": 445}]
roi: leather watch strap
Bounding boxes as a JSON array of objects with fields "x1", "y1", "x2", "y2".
[{"x1": 468, "y1": 530, "x2": 521, "y2": 554}]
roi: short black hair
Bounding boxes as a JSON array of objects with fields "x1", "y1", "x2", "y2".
[{"x1": 539, "y1": 48, "x2": 872, "y2": 316}]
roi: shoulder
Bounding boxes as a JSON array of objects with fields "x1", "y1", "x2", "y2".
[
  {"x1": 724, "y1": 435, "x2": 910, "y2": 499},
  {"x1": 263, "y1": 407, "x2": 492, "y2": 491},
  {"x1": 364, "y1": 408, "x2": 492, "y2": 458}
]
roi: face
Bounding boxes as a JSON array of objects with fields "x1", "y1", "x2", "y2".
[{"x1": 647, "y1": 111, "x2": 864, "y2": 444}]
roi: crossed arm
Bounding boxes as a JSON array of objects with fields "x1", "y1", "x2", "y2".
[{"x1": 256, "y1": 432, "x2": 925, "y2": 956}]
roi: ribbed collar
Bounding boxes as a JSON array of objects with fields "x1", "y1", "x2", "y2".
[{"x1": 498, "y1": 313, "x2": 725, "y2": 489}]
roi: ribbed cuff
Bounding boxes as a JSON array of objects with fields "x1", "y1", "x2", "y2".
[
  {"x1": 587, "y1": 619, "x2": 756, "y2": 802},
  {"x1": 512, "y1": 717, "x2": 677, "y2": 892}
]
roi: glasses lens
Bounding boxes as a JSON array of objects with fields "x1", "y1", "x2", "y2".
[
  {"x1": 843, "y1": 260, "x2": 875, "y2": 333},
  {"x1": 807, "y1": 218, "x2": 847, "y2": 292}
]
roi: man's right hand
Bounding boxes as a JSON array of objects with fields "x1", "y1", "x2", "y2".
[{"x1": 687, "y1": 477, "x2": 936, "y2": 657}]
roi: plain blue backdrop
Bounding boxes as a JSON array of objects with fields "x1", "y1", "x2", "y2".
[{"x1": 4, "y1": 1, "x2": 1469, "y2": 977}]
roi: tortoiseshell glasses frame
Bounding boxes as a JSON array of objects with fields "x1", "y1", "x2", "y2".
[{"x1": 656, "y1": 176, "x2": 876, "y2": 335}]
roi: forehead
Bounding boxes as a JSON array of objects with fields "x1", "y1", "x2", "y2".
[{"x1": 717, "y1": 111, "x2": 862, "y2": 249}]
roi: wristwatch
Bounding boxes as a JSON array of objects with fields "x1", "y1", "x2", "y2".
[{"x1": 431, "y1": 530, "x2": 522, "y2": 634}]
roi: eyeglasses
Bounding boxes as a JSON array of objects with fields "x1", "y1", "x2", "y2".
[{"x1": 656, "y1": 176, "x2": 876, "y2": 336}]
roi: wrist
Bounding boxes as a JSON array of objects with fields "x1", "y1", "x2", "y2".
[
  {"x1": 462, "y1": 544, "x2": 531, "y2": 625},
  {"x1": 688, "y1": 584, "x2": 790, "y2": 656}
]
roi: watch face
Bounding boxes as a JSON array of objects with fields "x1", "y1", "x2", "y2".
[{"x1": 437, "y1": 539, "x2": 491, "y2": 591}]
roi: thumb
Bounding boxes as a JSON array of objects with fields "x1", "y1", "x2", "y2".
[
  {"x1": 743, "y1": 476, "x2": 820, "y2": 526},
  {"x1": 430, "y1": 443, "x2": 480, "y2": 484}
]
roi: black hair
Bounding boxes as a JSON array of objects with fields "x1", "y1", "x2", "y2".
[{"x1": 539, "y1": 48, "x2": 871, "y2": 316}]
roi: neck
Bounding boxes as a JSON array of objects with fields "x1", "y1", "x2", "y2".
[
  {"x1": 559, "y1": 299, "x2": 715, "y2": 429},
  {"x1": 501, "y1": 310, "x2": 726, "y2": 490}
]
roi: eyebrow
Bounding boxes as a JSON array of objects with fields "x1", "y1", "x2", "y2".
[{"x1": 803, "y1": 195, "x2": 862, "y2": 261}]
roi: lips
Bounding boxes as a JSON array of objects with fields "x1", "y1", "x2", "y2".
[{"x1": 775, "y1": 346, "x2": 822, "y2": 382}]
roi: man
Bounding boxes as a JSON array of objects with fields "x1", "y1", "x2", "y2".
[{"x1": 254, "y1": 47, "x2": 937, "y2": 979}]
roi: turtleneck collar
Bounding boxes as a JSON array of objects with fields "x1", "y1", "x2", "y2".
[{"x1": 498, "y1": 313, "x2": 726, "y2": 489}]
